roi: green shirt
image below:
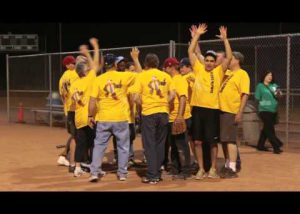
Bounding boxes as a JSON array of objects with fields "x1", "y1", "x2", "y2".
[{"x1": 255, "y1": 83, "x2": 279, "y2": 113}]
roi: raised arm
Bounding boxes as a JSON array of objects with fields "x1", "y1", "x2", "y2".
[
  {"x1": 216, "y1": 26, "x2": 232, "y2": 72},
  {"x1": 189, "y1": 25, "x2": 204, "y2": 64},
  {"x1": 188, "y1": 23, "x2": 207, "y2": 67},
  {"x1": 89, "y1": 38, "x2": 100, "y2": 71},
  {"x1": 130, "y1": 47, "x2": 142, "y2": 72}
]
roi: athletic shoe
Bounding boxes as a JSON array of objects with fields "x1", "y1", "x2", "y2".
[
  {"x1": 195, "y1": 169, "x2": 206, "y2": 180},
  {"x1": 221, "y1": 168, "x2": 238, "y2": 179},
  {"x1": 207, "y1": 168, "x2": 220, "y2": 179},
  {"x1": 57, "y1": 156, "x2": 70, "y2": 166},
  {"x1": 89, "y1": 175, "x2": 99, "y2": 182},
  {"x1": 142, "y1": 177, "x2": 158, "y2": 184},
  {"x1": 74, "y1": 167, "x2": 85, "y2": 177}
]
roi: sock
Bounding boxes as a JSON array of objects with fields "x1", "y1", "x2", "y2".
[
  {"x1": 229, "y1": 162, "x2": 236, "y2": 172},
  {"x1": 225, "y1": 159, "x2": 230, "y2": 168}
]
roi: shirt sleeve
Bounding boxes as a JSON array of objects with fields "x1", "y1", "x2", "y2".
[
  {"x1": 240, "y1": 71, "x2": 250, "y2": 95},
  {"x1": 176, "y1": 77, "x2": 188, "y2": 98},
  {"x1": 192, "y1": 58, "x2": 203, "y2": 76}
]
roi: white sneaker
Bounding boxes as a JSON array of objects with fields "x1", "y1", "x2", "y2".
[
  {"x1": 57, "y1": 156, "x2": 70, "y2": 166},
  {"x1": 89, "y1": 175, "x2": 99, "y2": 182},
  {"x1": 74, "y1": 167, "x2": 85, "y2": 177},
  {"x1": 119, "y1": 176, "x2": 127, "y2": 181}
]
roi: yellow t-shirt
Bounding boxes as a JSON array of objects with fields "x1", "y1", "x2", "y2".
[
  {"x1": 169, "y1": 74, "x2": 191, "y2": 122},
  {"x1": 182, "y1": 72, "x2": 195, "y2": 104},
  {"x1": 91, "y1": 70, "x2": 137, "y2": 122},
  {"x1": 219, "y1": 69, "x2": 250, "y2": 114},
  {"x1": 59, "y1": 69, "x2": 79, "y2": 115},
  {"x1": 128, "y1": 68, "x2": 173, "y2": 116},
  {"x1": 191, "y1": 59, "x2": 224, "y2": 109},
  {"x1": 70, "y1": 70, "x2": 96, "y2": 129}
]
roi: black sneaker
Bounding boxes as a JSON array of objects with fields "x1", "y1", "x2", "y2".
[
  {"x1": 274, "y1": 148, "x2": 283, "y2": 154},
  {"x1": 69, "y1": 165, "x2": 75, "y2": 173},
  {"x1": 172, "y1": 173, "x2": 192, "y2": 180},
  {"x1": 221, "y1": 168, "x2": 238, "y2": 179},
  {"x1": 219, "y1": 166, "x2": 230, "y2": 178},
  {"x1": 142, "y1": 177, "x2": 158, "y2": 184},
  {"x1": 257, "y1": 147, "x2": 269, "y2": 151}
]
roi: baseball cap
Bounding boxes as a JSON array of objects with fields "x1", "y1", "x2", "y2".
[
  {"x1": 104, "y1": 53, "x2": 116, "y2": 66},
  {"x1": 163, "y1": 57, "x2": 179, "y2": 68},
  {"x1": 204, "y1": 50, "x2": 217, "y2": 60},
  {"x1": 179, "y1": 58, "x2": 191, "y2": 67},
  {"x1": 62, "y1": 55, "x2": 76, "y2": 66},
  {"x1": 115, "y1": 56, "x2": 126, "y2": 64}
]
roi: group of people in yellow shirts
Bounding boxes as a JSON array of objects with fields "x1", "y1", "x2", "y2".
[{"x1": 57, "y1": 23, "x2": 250, "y2": 184}]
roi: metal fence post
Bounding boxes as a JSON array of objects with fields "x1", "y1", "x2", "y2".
[
  {"x1": 254, "y1": 45, "x2": 258, "y2": 87},
  {"x1": 172, "y1": 40, "x2": 176, "y2": 57},
  {"x1": 286, "y1": 35, "x2": 291, "y2": 148},
  {"x1": 49, "y1": 55, "x2": 53, "y2": 127},
  {"x1": 169, "y1": 40, "x2": 173, "y2": 57},
  {"x1": 6, "y1": 54, "x2": 10, "y2": 122}
]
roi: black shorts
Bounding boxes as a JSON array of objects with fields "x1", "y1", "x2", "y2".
[
  {"x1": 67, "y1": 111, "x2": 76, "y2": 137},
  {"x1": 191, "y1": 106, "x2": 220, "y2": 144},
  {"x1": 185, "y1": 118, "x2": 192, "y2": 136}
]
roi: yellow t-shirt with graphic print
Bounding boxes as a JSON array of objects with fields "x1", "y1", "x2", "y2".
[
  {"x1": 219, "y1": 69, "x2": 250, "y2": 114},
  {"x1": 91, "y1": 70, "x2": 137, "y2": 122},
  {"x1": 59, "y1": 69, "x2": 79, "y2": 115},
  {"x1": 191, "y1": 59, "x2": 224, "y2": 109},
  {"x1": 128, "y1": 69, "x2": 173, "y2": 116},
  {"x1": 70, "y1": 70, "x2": 96, "y2": 129},
  {"x1": 169, "y1": 74, "x2": 191, "y2": 122}
]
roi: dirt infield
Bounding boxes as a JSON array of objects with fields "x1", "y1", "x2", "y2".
[{"x1": 1, "y1": 119, "x2": 300, "y2": 191}]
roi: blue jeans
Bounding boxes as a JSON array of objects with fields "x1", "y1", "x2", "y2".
[{"x1": 91, "y1": 121, "x2": 130, "y2": 177}]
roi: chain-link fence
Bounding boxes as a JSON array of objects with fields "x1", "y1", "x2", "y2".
[
  {"x1": 6, "y1": 42, "x2": 172, "y2": 127},
  {"x1": 7, "y1": 34, "x2": 300, "y2": 148}
]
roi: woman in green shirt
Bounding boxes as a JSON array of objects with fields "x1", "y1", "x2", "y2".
[{"x1": 255, "y1": 71, "x2": 283, "y2": 154}]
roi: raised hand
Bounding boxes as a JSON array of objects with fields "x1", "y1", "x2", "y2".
[
  {"x1": 89, "y1": 37, "x2": 99, "y2": 48},
  {"x1": 130, "y1": 47, "x2": 140, "y2": 60},
  {"x1": 216, "y1": 26, "x2": 228, "y2": 40},
  {"x1": 195, "y1": 23, "x2": 207, "y2": 36},
  {"x1": 189, "y1": 25, "x2": 197, "y2": 38}
]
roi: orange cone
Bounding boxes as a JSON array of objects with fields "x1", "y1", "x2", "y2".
[{"x1": 17, "y1": 102, "x2": 25, "y2": 123}]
